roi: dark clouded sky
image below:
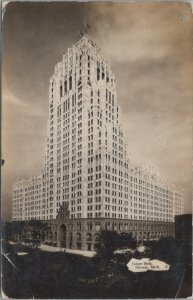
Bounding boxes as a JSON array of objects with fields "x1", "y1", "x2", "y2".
[{"x1": 2, "y1": 2, "x2": 192, "y2": 220}]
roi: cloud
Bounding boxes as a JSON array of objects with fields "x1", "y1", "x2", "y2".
[{"x1": 3, "y1": 90, "x2": 46, "y2": 116}]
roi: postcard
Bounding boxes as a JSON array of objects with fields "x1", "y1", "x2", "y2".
[{"x1": 1, "y1": 1, "x2": 192, "y2": 298}]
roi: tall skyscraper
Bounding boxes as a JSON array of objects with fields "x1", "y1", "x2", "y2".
[
  {"x1": 12, "y1": 34, "x2": 184, "y2": 224},
  {"x1": 42, "y1": 34, "x2": 129, "y2": 220}
]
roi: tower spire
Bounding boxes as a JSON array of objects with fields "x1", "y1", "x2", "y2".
[{"x1": 78, "y1": 23, "x2": 91, "y2": 39}]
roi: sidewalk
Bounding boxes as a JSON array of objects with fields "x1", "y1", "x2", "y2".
[{"x1": 39, "y1": 244, "x2": 96, "y2": 257}]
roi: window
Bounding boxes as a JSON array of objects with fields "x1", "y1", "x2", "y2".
[
  {"x1": 69, "y1": 76, "x2": 72, "y2": 90},
  {"x1": 64, "y1": 80, "x2": 67, "y2": 92},
  {"x1": 97, "y1": 68, "x2": 100, "y2": 80}
]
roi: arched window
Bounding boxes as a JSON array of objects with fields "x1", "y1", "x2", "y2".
[
  {"x1": 94, "y1": 233, "x2": 100, "y2": 242},
  {"x1": 77, "y1": 232, "x2": 81, "y2": 241},
  {"x1": 86, "y1": 233, "x2": 92, "y2": 242}
]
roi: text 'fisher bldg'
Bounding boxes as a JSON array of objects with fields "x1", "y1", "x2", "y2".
[{"x1": 12, "y1": 34, "x2": 184, "y2": 248}]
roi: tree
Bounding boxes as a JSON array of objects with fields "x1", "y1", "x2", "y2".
[
  {"x1": 28, "y1": 219, "x2": 49, "y2": 241},
  {"x1": 94, "y1": 230, "x2": 136, "y2": 280},
  {"x1": 11, "y1": 221, "x2": 26, "y2": 241},
  {"x1": 97, "y1": 230, "x2": 120, "y2": 258},
  {"x1": 2, "y1": 221, "x2": 12, "y2": 241},
  {"x1": 96, "y1": 230, "x2": 137, "y2": 263},
  {"x1": 119, "y1": 232, "x2": 137, "y2": 249}
]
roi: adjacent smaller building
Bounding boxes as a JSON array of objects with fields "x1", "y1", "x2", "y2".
[
  {"x1": 12, "y1": 176, "x2": 42, "y2": 221},
  {"x1": 129, "y1": 162, "x2": 184, "y2": 222},
  {"x1": 173, "y1": 188, "x2": 184, "y2": 216}
]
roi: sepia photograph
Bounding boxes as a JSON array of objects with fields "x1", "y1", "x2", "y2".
[{"x1": 1, "y1": 1, "x2": 192, "y2": 298}]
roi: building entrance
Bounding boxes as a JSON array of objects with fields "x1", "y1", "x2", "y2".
[
  {"x1": 60, "y1": 224, "x2": 67, "y2": 248},
  {"x1": 87, "y1": 243, "x2": 92, "y2": 251}
]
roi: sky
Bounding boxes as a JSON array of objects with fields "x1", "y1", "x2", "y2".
[{"x1": 2, "y1": 2, "x2": 192, "y2": 221}]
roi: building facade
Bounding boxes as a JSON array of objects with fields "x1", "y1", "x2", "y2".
[
  {"x1": 42, "y1": 34, "x2": 129, "y2": 220},
  {"x1": 129, "y1": 163, "x2": 184, "y2": 222},
  {"x1": 12, "y1": 34, "x2": 184, "y2": 244},
  {"x1": 173, "y1": 187, "x2": 184, "y2": 216},
  {"x1": 12, "y1": 176, "x2": 42, "y2": 221},
  {"x1": 16, "y1": 203, "x2": 174, "y2": 251},
  {"x1": 54, "y1": 203, "x2": 174, "y2": 250}
]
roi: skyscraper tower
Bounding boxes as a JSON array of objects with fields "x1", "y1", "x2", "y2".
[
  {"x1": 42, "y1": 34, "x2": 130, "y2": 220},
  {"x1": 12, "y1": 33, "x2": 183, "y2": 226}
]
